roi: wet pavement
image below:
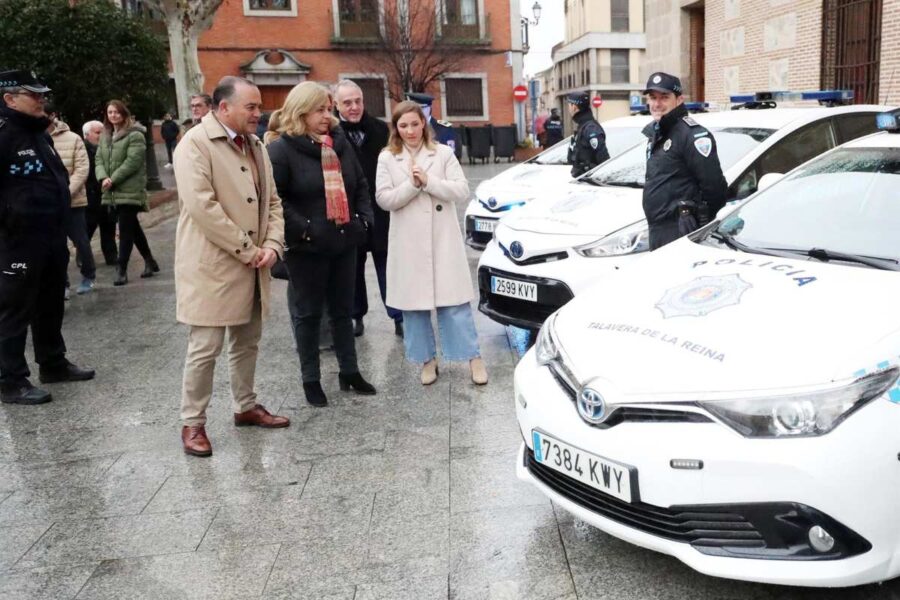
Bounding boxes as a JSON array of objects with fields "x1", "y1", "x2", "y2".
[{"x1": 2, "y1": 161, "x2": 900, "y2": 599}]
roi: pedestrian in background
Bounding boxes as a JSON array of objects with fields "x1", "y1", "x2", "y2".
[
  {"x1": 375, "y1": 101, "x2": 487, "y2": 386},
  {"x1": 641, "y1": 72, "x2": 727, "y2": 250},
  {"x1": 96, "y1": 99, "x2": 160, "y2": 286},
  {"x1": 46, "y1": 103, "x2": 95, "y2": 296},
  {"x1": 566, "y1": 92, "x2": 608, "y2": 176},
  {"x1": 82, "y1": 120, "x2": 118, "y2": 267},
  {"x1": 174, "y1": 76, "x2": 289, "y2": 457},
  {"x1": 0, "y1": 69, "x2": 95, "y2": 406},
  {"x1": 190, "y1": 93, "x2": 212, "y2": 126},
  {"x1": 334, "y1": 79, "x2": 402, "y2": 339},
  {"x1": 267, "y1": 81, "x2": 376, "y2": 407},
  {"x1": 544, "y1": 108, "x2": 564, "y2": 147},
  {"x1": 161, "y1": 112, "x2": 179, "y2": 168}
]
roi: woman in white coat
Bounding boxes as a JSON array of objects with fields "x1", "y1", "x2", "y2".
[{"x1": 375, "y1": 101, "x2": 488, "y2": 386}]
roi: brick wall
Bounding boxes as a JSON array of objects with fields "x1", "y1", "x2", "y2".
[
  {"x1": 881, "y1": 0, "x2": 900, "y2": 104},
  {"x1": 704, "y1": 0, "x2": 822, "y2": 106},
  {"x1": 195, "y1": 0, "x2": 515, "y2": 126}
]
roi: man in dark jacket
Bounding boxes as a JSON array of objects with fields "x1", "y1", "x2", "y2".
[
  {"x1": 543, "y1": 108, "x2": 564, "y2": 147},
  {"x1": 335, "y1": 80, "x2": 402, "y2": 338},
  {"x1": 641, "y1": 72, "x2": 727, "y2": 250},
  {"x1": 0, "y1": 69, "x2": 95, "y2": 405},
  {"x1": 82, "y1": 120, "x2": 118, "y2": 265},
  {"x1": 160, "y1": 112, "x2": 179, "y2": 168},
  {"x1": 566, "y1": 92, "x2": 609, "y2": 177}
]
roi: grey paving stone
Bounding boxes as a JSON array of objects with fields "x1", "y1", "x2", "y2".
[
  {"x1": 73, "y1": 544, "x2": 280, "y2": 600},
  {"x1": 0, "y1": 455, "x2": 119, "y2": 494},
  {"x1": 0, "y1": 523, "x2": 52, "y2": 570},
  {"x1": 449, "y1": 574, "x2": 578, "y2": 600},
  {"x1": 301, "y1": 451, "x2": 447, "y2": 501},
  {"x1": 449, "y1": 445, "x2": 548, "y2": 514},
  {"x1": 0, "y1": 563, "x2": 99, "y2": 600},
  {"x1": 355, "y1": 576, "x2": 449, "y2": 600},
  {"x1": 367, "y1": 511, "x2": 449, "y2": 565},
  {"x1": 15, "y1": 509, "x2": 216, "y2": 569}
]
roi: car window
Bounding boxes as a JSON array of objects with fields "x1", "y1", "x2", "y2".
[
  {"x1": 532, "y1": 137, "x2": 571, "y2": 165},
  {"x1": 531, "y1": 127, "x2": 645, "y2": 165},
  {"x1": 834, "y1": 112, "x2": 879, "y2": 144},
  {"x1": 728, "y1": 119, "x2": 837, "y2": 200}
]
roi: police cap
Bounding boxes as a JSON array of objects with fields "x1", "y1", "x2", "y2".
[
  {"x1": 405, "y1": 92, "x2": 434, "y2": 107},
  {"x1": 0, "y1": 69, "x2": 51, "y2": 93},
  {"x1": 643, "y1": 72, "x2": 682, "y2": 96},
  {"x1": 566, "y1": 92, "x2": 590, "y2": 110}
]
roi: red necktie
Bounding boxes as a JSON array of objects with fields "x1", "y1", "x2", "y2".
[{"x1": 234, "y1": 135, "x2": 244, "y2": 151}]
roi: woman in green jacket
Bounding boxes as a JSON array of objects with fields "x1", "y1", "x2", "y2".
[{"x1": 96, "y1": 99, "x2": 159, "y2": 286}]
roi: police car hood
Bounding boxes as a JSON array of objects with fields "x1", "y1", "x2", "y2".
[
  {"x1": 474, "y1": 164, "x2": 572, "y2": 208},
  {"x1": 500, "y1": 183, "x2": 644, "y2": 238},
  {"x1": 552, "y1": 240, "x2": 900, "y2": 397}
]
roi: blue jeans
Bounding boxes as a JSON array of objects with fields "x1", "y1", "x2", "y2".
[{"x1": 402, "y1": 303, "x2": 480, "y2": 364}]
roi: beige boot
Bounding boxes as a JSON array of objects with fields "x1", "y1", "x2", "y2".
[
  {"x1": 470, "y1": 357, "x2": 488, "y2": 385},
  {"x1": 421, "y1": 359, "x2": 439, "y2": 385}
]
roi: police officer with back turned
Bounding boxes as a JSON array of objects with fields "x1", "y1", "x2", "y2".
[
  {"x1": 566, "y1": 92, "x2": 609, "y2": 177},
  {"x1": 405, "y1": 93, "x2": 462, "y2": 159},
  {"x1": 641, "y1": 72, "x2": 727, "y2": 250},
  {"x1": 0, "y1": 70, "x2": 95, "y2": 405}
]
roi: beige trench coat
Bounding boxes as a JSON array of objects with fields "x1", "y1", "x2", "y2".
[
  {"x1": 50, "y1": 121, "x2": 89, "y2": 208},
  {"x1": 173, "y1": 113, "x2": 285, "y2": 326},
  {"x1": 375, "y1": 143, "x2": 471, "y2": 311}
]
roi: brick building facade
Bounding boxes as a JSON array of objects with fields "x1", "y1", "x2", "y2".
[{"x1": 192, "y1": 0, "x2": 523, "y2": 127}]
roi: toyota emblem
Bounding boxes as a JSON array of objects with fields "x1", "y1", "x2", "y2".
[
  {"x1": 578, "y1": 387, "x2": 607, "y2": 424},
  {"x1": 510, "y1": 241, "x2": 524, "y2": 259},
  {"x1": 488, "y1": 196, "x2": 498, "y2": 208}
]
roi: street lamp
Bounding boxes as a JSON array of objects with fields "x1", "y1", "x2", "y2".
[{"x1": 521, "y1": 1, "x2": 541, "y2": 53}]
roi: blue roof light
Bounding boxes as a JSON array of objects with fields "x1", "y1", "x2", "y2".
[
  {"x1": 729, "y1": 90, "x2": 854, "y2": 107},
  {"x1": 876, "y1": 111, "x2": 899, "y2": 132}
]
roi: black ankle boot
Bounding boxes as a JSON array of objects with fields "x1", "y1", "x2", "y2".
[
  {"x1": 141, "y1": 257, "x2": 160, "y2": 278},
  {"x1": 113, "y1": 266, "x2": 128, "y2": 286},
  {"x1": 338, "y1": 372, "x2": 376, "y2": 395},
  {"x1": 303, "y1": 381, "x2": 328, "y2": 407}
]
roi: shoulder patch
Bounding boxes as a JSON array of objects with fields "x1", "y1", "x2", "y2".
[
  {"x1": 682, "y1": 115, "x2": 699, "y2": 127},
  {"x1": 590, "y1": 137, "x2": 599, "y2": 149},
  {"x1": 436, "y1": 119, "x2": 452, "y2": 127},
  {"x1": 694, "y1": 137, "x2": 712, "y2": 157}
]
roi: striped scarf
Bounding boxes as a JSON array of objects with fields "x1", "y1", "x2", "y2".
[{"x1": 320, "y1": 135, "x2": 350, "y2": 225}]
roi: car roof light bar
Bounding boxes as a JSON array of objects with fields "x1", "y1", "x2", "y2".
[
  {"x1": 876, "y1": 109, "x2": 900, "y2": 132},
  {"x1": 729, "y1": 90, "x2": 854, "y2": 109}
]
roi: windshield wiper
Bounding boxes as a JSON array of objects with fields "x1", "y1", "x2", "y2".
[
  {"x1": 707, "y1": 231, "x2": 793, "y2": 258},
  {"x1": 801, "y1": 247, "x2": 900, "y2": 271},
  {"x1": 592, "y1": 180, "x2": 643, "y2": 188}
]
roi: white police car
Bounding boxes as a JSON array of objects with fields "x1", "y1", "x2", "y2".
[
  {"x1": 479, "y1": 101, "x2": 892, "y2": 330},
  {"x1": 514, "y1": 110, "x2": 900, "y2": 587},
  {"x1": 464, "y1": 115, "x2": 651, "y2": 249}
]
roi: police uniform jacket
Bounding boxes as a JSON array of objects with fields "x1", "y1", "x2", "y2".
[
  {"x1": 0, "y1": 105, "x2": 70, "y2": 239},
  {"x1": 173, "y1": 112, "x2": 285, "y2": 327},
  {"x1": 430, "y1": 117, "x2": 462, "y2": 159},
  {"x1": 375, "y1": 143, "x2": 472, "y2": 311},
  {"x1": 641, "y1": 103, "x2": 727, "y2": 248},
  {"x1": 568, "y1": 108, "x2": 609, "y2": 177},
  {"x1": 267, "y1": 129, "x2": 373, "y2": 256},
  {"x1": 339, "y1": 112, "x2": 390, "y2": 253},
  {"x1": 544, "y1": 116, "x2": 564, "y2": 147}
]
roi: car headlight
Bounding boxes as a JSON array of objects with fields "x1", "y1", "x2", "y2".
[
  {"x1": 574, "y1": 220, "x2": 650, "y2": 257},
  {"x1": 699, "y1": 367, "x2": 899, "y2": 438},
  {"x1": 535, "y1": 314, "x2": 559, "y2": 366}
]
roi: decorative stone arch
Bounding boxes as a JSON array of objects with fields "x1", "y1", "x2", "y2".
[{"x1": 240, "y1": 50, "x2": 312, "y2": 111}]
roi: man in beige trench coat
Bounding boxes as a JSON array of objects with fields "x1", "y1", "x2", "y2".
[{"x1": 173, "y1": 76, "x2": 289, "y2": 457}]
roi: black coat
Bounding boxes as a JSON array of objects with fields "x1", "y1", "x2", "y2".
[
  {"x1": 642, "y1": 103, "x2": 727, "y2": 250},
  {"x1": 84, "y1": 142, "x2": 102, "y2": 209},
  {"x1": 161, "y1": 119, "x2": 180, "y2": 142},
  {"x1": 0, "y1": 105, "x2": 70, "y2": 241},
  {"x1": 338, "y1": 112, "x2": 390, "y2": 252},
  {"x1": 544, "y1": 115, "x2": 564, "y2": 147},
  {"x1": 268, "y1": 130, "x2": 374, "y2": 256},
  {"x1": 567, "y1": 108, "x2": 609, "y2": 177}
]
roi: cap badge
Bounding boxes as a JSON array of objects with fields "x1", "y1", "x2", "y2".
[{"x1": 653, "y1": 75, "x2": 662, "y2": 84}]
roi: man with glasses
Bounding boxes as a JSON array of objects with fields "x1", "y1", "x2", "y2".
[
  {"x1": 0, "y1": 69, "x2": 95, "y2": 405},
  {"x1": 190, "y1": 93, "x2": 212, "y2": 126}
]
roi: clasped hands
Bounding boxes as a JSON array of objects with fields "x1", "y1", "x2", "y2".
[
  {"x1": 250, "y1": 247, "x2": 277, "y2": 269},
  {"x1": 411, "y1": 164, "x2": 428, "y2": 189}
]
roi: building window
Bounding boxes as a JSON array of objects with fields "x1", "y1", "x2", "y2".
[
  {"x1": 350, "y1": 77, "x2": 387, "y2": 118},
  {"x1": 611, "y1": 49, "x2": 630, "y2": 83},
  {"x1": 244, "y1": 0, "x2": 297, "y2": 17},
  {"x1": 443, "y1": 74, "x2": 488, "y2": 120},
  {"x1": 339, "y1": 0, "x2": 379, "y2": 37},
  {"x1": 611, "y1": 0, "x2": 629, "y2": 32},
  {"x1": 821, "y1": 0, "x2": 882, "y2": 103},
  {"x1": 442, "y1": 0, "x2": 478, "y2": 25}
]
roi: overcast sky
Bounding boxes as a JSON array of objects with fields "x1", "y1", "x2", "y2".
[{"x1": 521, "y1": 0, "x2": 564, "y2": 77}]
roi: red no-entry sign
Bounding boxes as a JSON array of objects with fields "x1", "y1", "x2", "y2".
[
  {"x1": 592, "y1": 95, "x2": 603, "y2": 108},
  {"x1": 513, "y1": 85, "x2": 528, "y2": 102}
]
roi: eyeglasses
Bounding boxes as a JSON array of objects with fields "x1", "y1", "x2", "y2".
[
  {"x1": 190, "y1": 103, "x2": 206, "y2": 109},
  {"x1": 10, "y1": 90, "x2": 48, "y2": 101}
]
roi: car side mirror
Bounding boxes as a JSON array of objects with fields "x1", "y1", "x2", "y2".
[{"x1": 757, "y1": 172, "x2": 784, "y2": 192}]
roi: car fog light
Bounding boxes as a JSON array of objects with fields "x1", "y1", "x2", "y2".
[
  {"x1": 809, "y1": 526, "x2": 835, "y2": 553},
  {"x1": 772, "y1": 400, "x2": 816, "y2": 434}
]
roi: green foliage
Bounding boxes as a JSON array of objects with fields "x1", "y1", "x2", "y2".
[{"x1": 0, "y1": 0, "x2": 168, "y2": 127}]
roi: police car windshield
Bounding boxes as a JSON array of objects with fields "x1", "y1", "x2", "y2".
[
  {"x1": 532, "y1": 127, "x2": 645, "y2": 165},
  {"x1": 711, "y1": 146, "x2": 900, "y2": 267},
  {"x1": 586, "y1": 127, "x2": 774, "y2": 187}
]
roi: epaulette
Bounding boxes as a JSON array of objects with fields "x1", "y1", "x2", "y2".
[
  {"x1": 436, "y1": 119, "x2": 452, "y2": 127},
  {"x1": 682, "y1": 115, "x2": 699, "y2": 127}
]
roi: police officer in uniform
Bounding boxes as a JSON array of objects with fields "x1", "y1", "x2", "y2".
[
  {"x1": 641, "y1": 72, "x2": 727, "y2": 250},
  {"x1": 566, "y1": 92, "x2": 609, "y2": 177},
  {"x1": 543, "y1": 107, "x2": 563, "y2": 147},
  {"x1": 405, "y1": 92, "x2": 462, "y2": 159},
  {"x1": 0, "y1": 70, "x2": 95, "y2": 405}
]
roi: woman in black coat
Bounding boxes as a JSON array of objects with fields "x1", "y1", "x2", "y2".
[{"x1": 268, "y1": 82, "x2": 376, "y2": 406}]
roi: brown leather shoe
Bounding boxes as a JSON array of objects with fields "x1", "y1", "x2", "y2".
[
  {"x1": 234, "y1": 404, "x2": 290, "y2": 428},
  {"x1": 181, "y1": 425, "x2": 212, "y2": 457}
]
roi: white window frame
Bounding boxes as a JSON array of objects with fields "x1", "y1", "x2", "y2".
[
  {"x1": 243, "y1": 0, "x2": 298, "y2": 18},
  {"x1": 440, "y1": 72, "x2": 489, "y2": 121},
  {"x1": 338, "y1": 72, "x2": 392, "y2": 121},
  {"x1": 332, "y1": 0, "x2": 386, "y2": 38},
  {"x1": 434, "y1": 0, "x2": 486, "y2": 38}
]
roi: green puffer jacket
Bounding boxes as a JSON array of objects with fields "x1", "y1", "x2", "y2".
[{"x1": 95, "y1": 124, "x2": 148, "y2": 210}]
